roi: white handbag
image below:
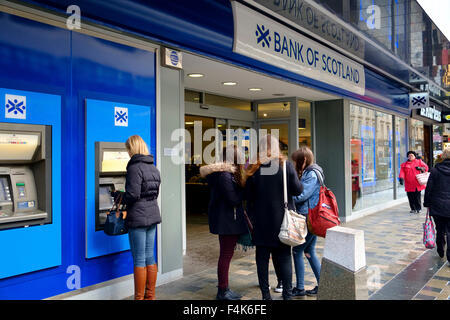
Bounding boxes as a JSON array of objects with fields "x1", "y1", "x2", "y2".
[
  {"x1": 416, "y1": 172, "x2": 430, "y2": 186},
  {"x1": 278, "y1": 161, "x2": 307, "y2": 246}
]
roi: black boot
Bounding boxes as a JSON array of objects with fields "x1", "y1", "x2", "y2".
[{"x1": 216, "y1": 287, "x2": 241, "y2": 300}]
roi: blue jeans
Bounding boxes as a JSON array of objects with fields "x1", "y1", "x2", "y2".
[
  {"x1": 128, "y1": 225, "x2": 157, "y2": 267},
  {"x1": 292, "y1": 232, "x2": 321, "y2": 290}
]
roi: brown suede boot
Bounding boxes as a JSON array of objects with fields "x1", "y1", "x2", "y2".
[
  {"x1": 144, "y1": 264, "x2": 158, "y2": 300},
  {"x1": 133, "y1": 267, "x2": 147, "y2": 300}
]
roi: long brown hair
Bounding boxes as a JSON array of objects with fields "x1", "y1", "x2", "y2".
[
  {"x1": 291, "y1": 146, "x2": 314, "y2": 178},
  {"x1": 223, "y1": 144, "x2": 245, "y2": 188},
  {"x1": 244, "y1": 134, "x2": 286, "y2": 181}
]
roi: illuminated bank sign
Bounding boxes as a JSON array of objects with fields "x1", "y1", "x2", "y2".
[
  {"x1": 232, "y1": 2, "x2": 365, "y2": 96},
  {"x1": 419, "y1": 106, "x2": 441, "y2": 122}
]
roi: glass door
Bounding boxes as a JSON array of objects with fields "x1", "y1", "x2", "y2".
[
  {"x1": 255, "y1": 100, "x2": 292, "y2": 157},
  {"x1": 258, "y1": 121, "x2": 290, "y2": 157}
]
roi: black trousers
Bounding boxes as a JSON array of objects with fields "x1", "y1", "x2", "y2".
[
  {"x1": 432, "y1": 215, "x2": 450, "y2": 262},
  {"x1": 255, "y1": 244, "x2": 292, "y2": 299},
  {"x1": 407, "y1": 191, "x2": 422, "y2": 211}
]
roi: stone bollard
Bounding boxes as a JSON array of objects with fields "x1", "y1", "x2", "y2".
[{"x1": 317, "y1": 226, "x2": 368, "y2": 300}]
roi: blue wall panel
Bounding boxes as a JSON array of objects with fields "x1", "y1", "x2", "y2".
[
  {"x1": 85, "y1": 99, "x2": 152, "y2": 259},
  {"x1": 0, "y1": 12, "x2": 156, "y2": 299},
  {"x1": 0, "y1": 88, "x2": 62, "y2": 280}
]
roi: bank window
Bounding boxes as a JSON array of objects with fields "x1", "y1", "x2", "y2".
[
  {"x1": 257, "y1": 102, "x2": 290, "y2": 119},
  {"x1": 395, "y1": 117, "x2": 407, "y2": 199},
  {"x1": 185, "y1": 89, "x2": 202, "y2": 103},
  {"x1": 204, "y1": 93, "x2": 251, "y2": 111},
  {"x1": 350, "y1": 104, "x2": 395, "y2": 212},
  {"x1": 298, "y1": 100, "x2": 312, "y2": 148}
]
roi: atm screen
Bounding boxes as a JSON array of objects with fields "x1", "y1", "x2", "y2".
[
  {"x1": 0, "y1": 177, "x2": 11, "y2": 202},
  {"x1": 101, "y1": 151, "x2": 129, "y2": 173},
  {"x1": 99, "y1": 184, "x2": 114, "y2": 211},
  {"x1": 0, "y1": 133, "x2": 39, "y2": 160}
]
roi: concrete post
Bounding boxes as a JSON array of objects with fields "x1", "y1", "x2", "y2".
[{"x1": 317, "y1": 226, "x2": 368, "y2": 300}]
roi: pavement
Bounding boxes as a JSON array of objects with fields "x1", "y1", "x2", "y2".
[{"x1": 126, "y1": 202, "x2": 450, "y2": 300}]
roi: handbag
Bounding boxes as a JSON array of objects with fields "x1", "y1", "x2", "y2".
[
  {"x1": 423, "y1": 209, "x2": 436, "y2": 249},
  {"x1": 104, "y1": 194, "x2": 128, "y2": 236},
  {"x1": 278, "y1": 161, "x2": 307, "y2": 246},
  {"x1": 307, "y1": 168, "x2": 340, "y2": 238},
  {"x1": 236, "y1": 210, "x2": 254, "y2": 251},
  {"x1": 416, "y1": 172, "x2": 430, "y2": 186}
]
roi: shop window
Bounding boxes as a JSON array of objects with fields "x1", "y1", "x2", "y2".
[
  {"x1": 433, "y1": 125, "x2": 444, "y2": 163},
  {"x1": 409, "y1": 119, "x2": 424, "y2": 158},
  {"x1": 350, "y1": 104, "x2": 394, "y2": 212},
  {"x1": 204, "y1": 93, "x2": 251, "y2": 111}
]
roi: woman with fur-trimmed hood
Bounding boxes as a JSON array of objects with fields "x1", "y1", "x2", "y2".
[
  {"x1": 244, "y1": 134, "x2": 303, "y2": 300},
  {"x1": 199, "y1": 144, "x2": 248, "y2": 301}
]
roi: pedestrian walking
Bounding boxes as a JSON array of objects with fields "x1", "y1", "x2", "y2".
[
  {"x1": 112, "y1": 135, "x2": 161, "y2": 300},
  {"x1": 200, "y1": 144, "x2": 248, "y2": 300},
  {"x1": 244, "y1": 135, "x2": 303, "y2": 300},
  {"x1": 423, "y1": 147, "x2": 450, "y2": 263},
  {"x1": 399, "y1": 151, "x2": 429, "y2": 213},
  {"x1": 291, "y1": 146, "x2": 322, "y2": 297}
]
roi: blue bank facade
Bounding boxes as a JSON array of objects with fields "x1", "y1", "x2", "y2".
[{"x1": 0, "y1": 0, "x2": 448, "y2": 299}]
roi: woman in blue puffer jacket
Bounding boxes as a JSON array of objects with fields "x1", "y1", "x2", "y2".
[{"x1": 291, "y1": 146, "x2": 323, "y2": 297}]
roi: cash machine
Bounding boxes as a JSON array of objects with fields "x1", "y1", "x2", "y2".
[
  {"x1": 0, "y1": 123, "x2": 51, "y2": 230},
  {"x1": 95, "y1": 141, "x2": 129, "y2": 231}
]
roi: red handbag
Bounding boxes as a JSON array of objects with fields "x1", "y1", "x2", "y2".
[{"x1": 307, "y1": 169, "x2": 340, "y2": 238}]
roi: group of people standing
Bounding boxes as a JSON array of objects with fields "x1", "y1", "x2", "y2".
[
  {"x1": 200, "y1": 135, "x2": 322, "y2": 300},
  {"x1": 116, "y1": 132, "x2": 450, "y2": 301}
]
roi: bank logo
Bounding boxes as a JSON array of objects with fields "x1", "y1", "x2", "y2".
[
  {"x1": 412, "y1": 96, "x2": 426, "y2": 107},
  {"x1": 255, "y1": 24, "x2": 271, "y2": 48},
  {"x1": 114, "y1": 107, "x2": 128, "y2": 127},
  {"x1": 5, "y1": 94, "x2": 26, "y2": 119},
  {"x1": 170, "y1": 50, "x2": 179, "y2": 66}
]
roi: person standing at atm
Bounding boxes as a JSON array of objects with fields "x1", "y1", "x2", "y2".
[{"x1": 112, "y1": 135, "x2": 161, "y2": 300}]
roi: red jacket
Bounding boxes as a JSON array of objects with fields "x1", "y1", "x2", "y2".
[{"x1": 399, "y1": 159, "x2": 429, "y2": 192}]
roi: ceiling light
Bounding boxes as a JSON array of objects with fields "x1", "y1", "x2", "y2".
[
  {"x1": 222, "y1": 81, "x2": 237, "y2": 86},
  {"x1": 187, "y1": 73, "x2": 204, "y2": 78},
  {"x1": 249, "y1": 88, "x2": 262, "y2": 92},
  {"x1": 263, "y1": 113, "x2": 268, "y2": 117},
  {"x1": 185, "y1": 122, "x2": 194, "y2": 125}
]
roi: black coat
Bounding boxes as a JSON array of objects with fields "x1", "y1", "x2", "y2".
[
  {"x1": 424, "y1": 159, "x2": 450, "y2": 219},
  {"x1": 122, "y1": 154, "x2": 161, "y2": 228},
  {"x1": 245, "y1": 159, "x2": 303, "y2": 247},
  {"x1": 200, "y1": 163, "x2": 248, "y2": 235}
]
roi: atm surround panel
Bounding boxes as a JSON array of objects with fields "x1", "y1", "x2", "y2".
[{"x1": 0, "y1": 123, "x2": 51, "y2": 230}]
